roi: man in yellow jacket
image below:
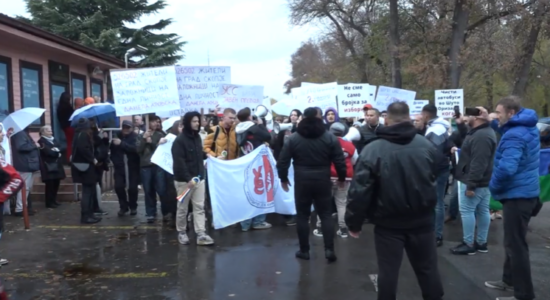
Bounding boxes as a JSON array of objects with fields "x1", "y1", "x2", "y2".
[{"x1": 204, "y1": 108, "x2": 238, "y2": 159}]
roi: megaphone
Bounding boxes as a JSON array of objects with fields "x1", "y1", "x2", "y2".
[
  {"x1": 254, "y1": 105, "x2": 269, "y2": 119},
  {"x1": 273, "y1": 123, "x2": 293, "y2": 134},
  {"x1": 343, "y1": 126, "x2": 361, "y2": 141}
]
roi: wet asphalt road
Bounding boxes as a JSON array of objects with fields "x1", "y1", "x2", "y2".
[{"x1": 0, "y1": 196, "x2": 549, "y2": 300}]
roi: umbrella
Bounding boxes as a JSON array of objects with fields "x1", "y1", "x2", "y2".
[
  {"x1": 70, "y1": 103, "x2": 115, "y2": 126},
  {"x1": 162, "y1": 116, "x2": 180, "y2": 132},
  {"x1": 3, "y1": 108, "x2": 46, "y2": 136}
]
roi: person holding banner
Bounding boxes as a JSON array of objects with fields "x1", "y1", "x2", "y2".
[
  {"x1": 277, "y1": 107, "x2": 346, "y2": 262},
  {"x1": 235, "y1": 107, "x2": 274, "y2": 231},
  {"x1": 450, "y1": 107, "x2": 496, "y2": 256},
  {"x1": 346, "y1": 101, "x2": 444, "y2": 300},
  {"x1": 172, "y1": 111, "x2": 214, "y2": 246}
]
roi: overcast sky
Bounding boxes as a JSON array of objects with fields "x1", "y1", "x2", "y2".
[{"x1": 3, "y1": 0, "x2": 317, "y2": 101}]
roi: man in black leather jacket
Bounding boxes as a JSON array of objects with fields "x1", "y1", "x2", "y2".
[
  {"x1": 346, "y1": 101, "x2": 444, "y2": 300},
  {"x1": 277, "y1": 107, "x2": 346, "y2": 263}
]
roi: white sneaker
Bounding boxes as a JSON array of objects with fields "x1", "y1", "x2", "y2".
[
  {"x1": 252, "y1": 222, "x2": 272, "y2": 230},
  {"x1": 197, "y1": 234, "x2": 214, "y2": 246},
  {"x1": 0, "y1": 258, "x2": 8, "y2": 265},
  {"x1": 178, "y1": 233, "x2": 190, "y2": 245},
  {"x1": 495, "y1": 213, "x2": 503, "y2": 219},
  {"x1": 491, "y1": 213, "x2": 496, "y2": 221}
]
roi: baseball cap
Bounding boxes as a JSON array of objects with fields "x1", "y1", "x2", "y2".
[
  {"x1": 329, "y1": 122, "x2": 346, "y2": 137},
  {"x1": 122, "y1": 120, "x2": 133, "y2": 128},
  {"x1": 363, "y1": 104, "x2": 373, "y2": 110}
]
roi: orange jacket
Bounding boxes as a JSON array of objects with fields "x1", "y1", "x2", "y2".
[{"x1": 203, "y1": 123, "x2": 238, "y2": 160}]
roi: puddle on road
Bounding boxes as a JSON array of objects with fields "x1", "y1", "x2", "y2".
[
  {"x1": 62, "y1": 262, "x2": 105, "y2": 278},
  {"x1": 113, "y1": 231, "x2": 146, "y2": 241}
]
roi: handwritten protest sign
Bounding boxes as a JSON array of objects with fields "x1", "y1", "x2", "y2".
[
  {"x1": 410, "y1": 100, "x2": 429, "y2": 116},
  {"x1": 374, "y1": 86, "x2": 416, "y2": 111},
  {"x1": 292, "y1": 82, "x2": 338, "y2": 113},
  {"x1": 111, "y1": 66, "x2": 180, "y2": 116},
  {"x1": 217, "y1": 84, "x2": 264, "y2": 111},
  {"x1": 151, "y1": 133, "x2": 177, "y2": 174},
  {"x1": 158, "y1": 66, "x2": 231, "y2": 117},
  {"x1": 435, "y1": 89, "x2": 464, "y2": 118},
  {"x1": 338, "y1": 84, "x2": 377, "y2": 118}
]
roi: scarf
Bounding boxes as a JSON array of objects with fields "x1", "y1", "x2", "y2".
[{"x1": 41, "y1": 135, "x2": 55, "y2": 143}]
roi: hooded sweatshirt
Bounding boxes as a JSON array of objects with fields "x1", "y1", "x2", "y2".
[
  {"x1": 346, "y1": 121, "x2": 439, "y2": 232},
  {"x1": 424, "y1": 116, "x2": 452, "y2": 173},
  {"x1": 324, "y1": 107, "x2": 349, "y2": 134},
  {"x1": 172, "y1": 111, "x2": 205, "y2": 182},
  {"x1": 235, "y1": 120, "x2": 272, "y2": 157}
]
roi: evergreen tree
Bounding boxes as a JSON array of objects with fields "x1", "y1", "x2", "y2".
[{"x1": 19, "y1": 0, "x2": 185, "y2": 67}]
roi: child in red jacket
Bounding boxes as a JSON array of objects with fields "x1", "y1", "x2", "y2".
[{"x1": 313, "y1": 122, "x2": 358, "y2": 238}]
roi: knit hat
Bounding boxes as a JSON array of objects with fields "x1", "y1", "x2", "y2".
[{"x1": 329, "y1": 122, "x2": 346, "y2": 137}]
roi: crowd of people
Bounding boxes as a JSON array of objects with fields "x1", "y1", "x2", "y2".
[{"x1": 0, "y1": 91, "x2": 545, "y2": 300}]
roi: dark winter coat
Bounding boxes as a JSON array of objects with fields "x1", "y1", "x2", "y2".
[
  {"x1": 70, "y1": 123, "x2": 96, "y2": 185},
  {"x1": 172, "y1": 112, "x2": 206, "y2": 182},
  {"x1": 38, "y1": 136, "x2": 66, "y2": 182},
  {"x1": 11, "y1": 130, "x2": 40, "y2": 173}
]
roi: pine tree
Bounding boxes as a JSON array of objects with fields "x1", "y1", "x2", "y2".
[{"x1": 19, "y1": 0, "x2": 185, "y2": 67}]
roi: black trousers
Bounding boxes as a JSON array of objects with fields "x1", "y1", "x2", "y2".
[
  {"x1": 294, "y1": 180, "x2": 334, "y2": 252},
  {"x1": 81, "y1": 184, "x2": 95, "y2": 217},
  {"x1": 502, "y1": 198, "x2": 538, "y2": 300},
  {"x1": 44, "y1": 179, "x2": 60, "y2": 206},
  {"x1": 162, "y1": 173, "x2": 177, "y2": 217},
  {"x1": 114, "y1": 168, "x2": 139, "y2": 211},
  {"x1": 374, "y1": 226, "x2": 443, "y2": 300}
]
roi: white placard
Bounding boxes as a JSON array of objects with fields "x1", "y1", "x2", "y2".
[
  {"x1": 111, "y1": 66, "x2": 180, "y2": 116},
  {"x1": 151, "y1": 133, "x2": 177, "y2": 174},
  {"x1": 411, "y1": 100, "x2": 429, "y2": 116},
  {"x1": 158, "y1": 66, "x2": 231, "y2": 117},
  {"x1": 435, "y1": 89, "x2": 464, "y2": 118},
  {"x1": 338, "y1": 84, "x2": 377, "y2": 118},
  {"x1": 374, "y1": 86, "x2": 416, "y2": 111},
  {"x1": 217, "y1": 84, "x2": 264, "y2": 111},
  {"x1": 292, "y1": 82, "x2": 338, "y2": 113}
]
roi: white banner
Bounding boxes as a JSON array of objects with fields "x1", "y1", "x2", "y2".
[
  {"x1": 292, "y1": 82, "x2": 338, "y2": 114},
  {"x1": 150, "y1": 133, "x2": 177, "y2": 174},
  {"x1": 338, "y1": 84, "x2": 377, "y2": 118},
  {"x1": 410, "y1": 100, "x2": 429, "y2": 116},
  {"x1": 111, "y1": 66, "x2": 180, "y2": 116},
  {"x1": 217, "y1": 84, "x2": 264, "y2": 112},
  {"x1": 435, "y1": 89, "x2": 464, "y2": 118},
  {"x1": 208, "y1": 145, "x2": 296, "y2": 229},
  {"x1": 374, "y1": 86, "x2": 416, "y2": 112},
  {"x1": 158, "y1": 66, "x2": 231, "y2": 117}
]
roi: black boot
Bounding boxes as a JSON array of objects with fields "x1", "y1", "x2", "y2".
[
  {"x1": 295, "y1": 250, "x2": 310, "y2": 260},
  {"x1": 325, "y1": 249, "x2": 337, "y2": 263},
  {"x1": 81, "y1": 213, "x2": 101, "y2": 224}
]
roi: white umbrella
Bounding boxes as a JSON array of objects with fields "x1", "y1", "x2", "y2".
[
  {"x1": 3, "y1": 107, "x2": 46, "y2": 136},
  {"x1": 162, "y1": 116, "x2": 180, "y2": 132}
]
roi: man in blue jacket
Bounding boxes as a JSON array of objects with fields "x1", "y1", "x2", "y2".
[{"x1": 485, "y1": 96, "x2": 539, "y2": 300}]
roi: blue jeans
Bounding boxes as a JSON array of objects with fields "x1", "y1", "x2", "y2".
[
  {"x1": 435, "y1": 170, "x2": 450, "y2": 239},
  {"x1": 459, "y1": 184, "x2": 491, "y2": 246},
  {"x1": 141, "y1": 166, "x2": 167, "y2": 218},
  {"x1": 241, "y1": 214, "x2": 266, "y2": 230},
  {"x1": 447, "y1": 180, "x2": 459, "y2": 219}
]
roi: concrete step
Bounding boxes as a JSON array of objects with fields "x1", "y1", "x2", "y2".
[
  {"x1": 29, "y1": 191, "x2": 78, "y2": 203},
  {"x1": 32, "y1": 183, "x2": 82, "y2": 193}
]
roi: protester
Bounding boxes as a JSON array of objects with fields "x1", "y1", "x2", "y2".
[
  {"x1": 137, "y1": 115, "x2": 167, "y2": 223},
  {"x1": 346, "y1": 101, "x2": 444, "y2": 300},
  {"x1": 485, "y1": 96, "x2": 539, "y2": 300},
  {"x1": 56, "y1": 92, "x2": 74, "y2": 161},
  {"x1": 90, "y1": 119, "x2": 109, "y2": 216},
  {"x1": 277, "y1": 107, "x2": 346, "y2": 262},
  {"x1": 234, "y1": 107, "x2": 273, "y2": 231},
  {"x1": 313, "y1": 122, "x2": 358, "y2": 239},
  {"x1": 204, "y1": 108, "x2": 238, "y2": 160},
  {"x1": 111, "y1": 120, "x2": 140, "y2": 216},
  {"x1": 357, "y1": 107, "x2": 384, "y2": 153},
  {"x1": 324, "y1": 107, "x2": 348, "y2": 134},
  {"x1": 445, "y1": 115, "x2": 469, "y2": 223},
  {"x1": 11, "y1": 128, "x2": 39, "y2": 217},
  {"x1": 413, "y1": 114, "x2": 426, "y2": 135},
  {"x1": 172, "y1": 111, "x2": 214, "y2": 246},
  {"x1": 450, "y1": 107, "x2": 497, "y2": 255},
  {"x1": 74, "y1": 97, "x2": 85, "y2": 110},
  {"x1": 133, "y1": 115, "x2": 145, "y2": 134},
  {"x1": 71, "y1": 118, "x2": 101, "y2": 224},
  {"x1": 38, "y1": 125, "x2": 65, "y2": 209},
  {"x1": 161, "y1": 120, "x2": 181, "y2": 227},
  {"x1": 421, "y1": 104, "x2": 452, "y2": 247}
]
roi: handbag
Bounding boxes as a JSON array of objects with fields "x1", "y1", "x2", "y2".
[
  {"x1": 45, "y1": 161, "x2": 59, "y2": 173},
  {"x1": 71, "y1": 133, "x2": 90, "y2": 172}
]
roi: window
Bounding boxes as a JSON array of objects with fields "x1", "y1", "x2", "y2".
[
  {"x1": 71, "y1": 73, "x2": 86, "y2": 100},
  {"x1": 90, "y1": 79, "x2": 103, "y2": 102},
  {"x1": 0, "y1": 56, "x2": 13, "y2": 123},
  {"x1": 20, "y1": 61, "x2": 44, "y2": 126}
]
